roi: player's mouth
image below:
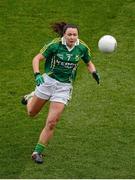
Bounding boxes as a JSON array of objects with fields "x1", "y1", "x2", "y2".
[{"x1": 69, "y1": 40, "x2": 75, "y2": 44}]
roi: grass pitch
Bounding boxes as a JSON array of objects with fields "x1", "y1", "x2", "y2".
[{"x1": 0, "y1": 0, "x2": 135, "y2": 178}]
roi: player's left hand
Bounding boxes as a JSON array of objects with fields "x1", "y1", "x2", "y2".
[{"x1": 92, "y1": 71, "x2": 100, "y2": 84}]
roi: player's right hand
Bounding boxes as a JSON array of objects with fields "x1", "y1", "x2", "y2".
[{"x1": 34, "y1": 72, "x2": 44, "y2": 86}]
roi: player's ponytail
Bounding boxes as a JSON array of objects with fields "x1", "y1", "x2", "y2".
[
  {"x1": 51, "y1": 22, "x2": 79, "y2": 37},
  {"x1": 51, "y1": 22, "x2": 67, "y2": 37}
]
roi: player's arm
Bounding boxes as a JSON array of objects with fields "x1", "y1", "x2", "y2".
[
  {"x1": 32, "y1": 53, "x2": 45, "y2": 86},
  {"x1": 32, "y1": 53, "x2": 45, "y2": 73},
  {"x1": 87, "y1": 61, "x2": 100, "y2": 84},
  {"x1": 80, "y1": 43, "x2": 100, "y2": 84},
  {"x1": 87, "y1": 61, "x2": 96, "y2": 73}
]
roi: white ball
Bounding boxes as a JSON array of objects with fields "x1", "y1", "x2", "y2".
[{"x1": 98, "y1": 35, "x2": 117, "y2": 53}]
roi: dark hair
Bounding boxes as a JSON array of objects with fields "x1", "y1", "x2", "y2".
[{"x1": 51, "y1": 22, "x2": 79, "y2": 37}]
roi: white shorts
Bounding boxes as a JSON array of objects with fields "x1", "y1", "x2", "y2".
[{"x1": 35, "y1": 74, "x2": 73, "y2": 105}]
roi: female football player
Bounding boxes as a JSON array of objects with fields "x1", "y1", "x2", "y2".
[{"x1": 22, "y1": 22, "x2": 100, "y2": 163}]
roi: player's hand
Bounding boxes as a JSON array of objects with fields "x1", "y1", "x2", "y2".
[
  {"x1": 34, "y1": 72, "x2": 44, "y2": 86},
  {"x1": 92, "y1": 71, "x2": 100, "y2": 84}
]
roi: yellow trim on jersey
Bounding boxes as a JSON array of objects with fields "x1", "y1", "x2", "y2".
[
  {"x1": 79, "y1": 39, "x2": 91, "y2": 51},
  {"x1": 40, "y1": 38, "x2": 61, "y2": 54},
  {"x1": 79, "y1": 39, "x2": 92, "y2": 58}
]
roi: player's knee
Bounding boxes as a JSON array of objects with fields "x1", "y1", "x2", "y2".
[
  {"x1": 47, "y1": 119, "x2": 58, "y2": 130},
  {"x1": 27, "y1": 109, "x2": 37, "y2": 117},
  {"x1": 48, "y1": 121, "x2": 56, "y2": 130}
]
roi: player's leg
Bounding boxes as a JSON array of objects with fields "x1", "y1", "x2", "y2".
[
  {"x1": 39, "y1": 101, "x2": 65, "y2": 144},
  {"x1": 31, "y1": 79, "x2": 72, "y2": 163},
  {"x1": 27, "y1": 95, "x2": 48, "y2": 117},
  {"x1": 22, "y1": 91, "x2": 48, "y2": 117},
  {"x1": 32, "y1": 102, "x2": 65, "y2": 163}
]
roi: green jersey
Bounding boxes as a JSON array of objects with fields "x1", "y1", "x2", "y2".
[{"x1": 40, "y1": 38, "x2": 92, "y2": 83}]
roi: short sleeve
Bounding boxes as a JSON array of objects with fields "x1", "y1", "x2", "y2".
[
  {"x1": 81, "y1": 46, "x2": 92, "y2": 64},
  {"x1": 40, "y1": 44, "x2": 54, "y2": 59}
]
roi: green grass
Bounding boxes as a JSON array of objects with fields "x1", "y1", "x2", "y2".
[{"x1": 0, "y1": 0, "x2": 135, "y2": 178}]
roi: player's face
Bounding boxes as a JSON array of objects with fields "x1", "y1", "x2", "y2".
[{"x1": 64, "y1": 28, "x2": 78, "y2": 48}]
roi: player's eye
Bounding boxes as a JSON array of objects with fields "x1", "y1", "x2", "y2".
[
  {"x1": 67, "y1": 33, "x2": 77, "y2": 36},
  {"x1": 67, "y1": 33, "x2": 72, "y2": 36}
]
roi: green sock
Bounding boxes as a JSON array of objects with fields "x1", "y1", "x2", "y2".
[{"x1": 34, "y1": 143, "x2": 45, "y2": 154}]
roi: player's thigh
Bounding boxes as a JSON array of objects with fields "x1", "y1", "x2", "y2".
[{"x1": 27, "y1": 95, "x2": 48, "y2": 116}]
